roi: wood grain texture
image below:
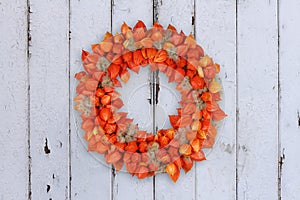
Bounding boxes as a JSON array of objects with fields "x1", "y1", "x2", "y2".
[
  {"x1": 0, "y1": 0, "x2": 29, "y2": 199},
  {"x1": 279, "y1": 0, "x2": 300, "y2": 199},
  {"x1": 155, "y1": 1, "x2": 196, "y2": 199},
  {"x1": 29, "y1": 0, "x2": 70, "y2": 199},
  {"x1": 70, "y1": 0, "x2": 112, "y2": 199},
  {"x1": 237, "y1": 0, "x2": 279, "y2": 199},
  {"x1": 112, "y1": 1, "x2": 154, "y2": 199},
  {"x1": 195, "y1": 1, "x2": 236, "y2": 199}
]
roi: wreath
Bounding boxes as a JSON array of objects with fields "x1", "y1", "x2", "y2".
[{"x1": 74, "y1": 20, "x2": 226, "y2": 182}]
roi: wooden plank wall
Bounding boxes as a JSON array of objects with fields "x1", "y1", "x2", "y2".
[
  {"x1": 0, "y1": 0, "x2": 29, "y2": 199},
  {"x1": 237, "y1": 1, "x2": 279, "y2": 199},
  {"x1": 1, "y1": 0, "x2": 300, "y2": 199}
]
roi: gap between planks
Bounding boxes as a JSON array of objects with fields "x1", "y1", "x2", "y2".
[
  {"x1": 152, "y1": 0, "x2": 158, "y2": 199},
  {"x1": 235, "y1": 0, "x2": 239, "y2": 199},
  {"x1": 68, "y1": 0, "x2": 72, "y2": 199},
  {"x1": 26, "y1": 0, "x2": 32, "y2": 199},
  {"x1": 277, "y1": 0, "x2": 284, "y2": 199}
]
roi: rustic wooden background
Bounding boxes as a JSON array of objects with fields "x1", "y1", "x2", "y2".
[{"x1": 1, "y1": 0, "x2": 300, "y2": 199}]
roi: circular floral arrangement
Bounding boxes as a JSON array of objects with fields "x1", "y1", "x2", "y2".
[{"x1": 74, "y1": 20, "x2": 226, "y2": 182}]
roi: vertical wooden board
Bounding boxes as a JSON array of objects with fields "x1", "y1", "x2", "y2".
[
  {"x1": 195, "y1": 1, "x2": 236, "y2": 200},
  {"x1": 237, "y1": 0, "x2": 278, "y2": 199},
  {"x1": 111, "y1": 1, "x2": 154, "y2": 199},
  {"x1": 0, "y1": 0, "x2": 28, "y2": 199},
  {"x1": 70, "y1": 0, "x2": 112, "y2": 199},
  {"x1": 29, "y1": 0, "x2": 70, "y2": 199},
  {"x1": 155, "y1": 76, "x2": 181, "y2": 129},
  {"x1": 279, "y1": 0, "x2": 300, "y2": 199},
  {"x1": 155, "y1": 1, "x2": 196, "y2": 199},
  {"x1": 155, "y1": 0, "x2": 195, "y2": 35},
  {"x1": 112, "y1": 69, "x2": 154, "y2": 200}
]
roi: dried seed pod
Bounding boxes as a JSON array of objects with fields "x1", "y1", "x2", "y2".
[
  {"x1": 191, "y1": 138, "x2": 201, "y2": 153},
  {"x1": 100, "y1": 107, "x2": 112, "y2": 121},
  {"x1": 106, "y1": 150, "x2": 122, "y2": 164},
  {"x1": 190, "y1": 150, "x2": 206, "y2": 162},
  {"x1": 125, "y1": 141, "x2": 139, "y2": 153},
  {"x1": 166, "y1": 163, "x2": 180, "y2": 182},
  {"x1": 179, "y1": 144, "x2": 192, "y2": 156},
  {"x1": 100, "y1": 41, "x2": 113, "y2": 52},
  {"x1": 182, "y1": 157, "x2": 193, "y2": 173}
]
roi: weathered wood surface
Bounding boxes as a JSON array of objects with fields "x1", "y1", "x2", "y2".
[
  {"x1": 29, "y1": 0, "x2": 70, "y2": 199},
  {"x1": 195, "y1": 1, "x2": 236, "y2": 199},
  {"x1": 112, "y1": 1, "x2": 154, "y2": 200},
  {"x1": 70, "y1": 0, "x2": 111, "y2": 199},
  {"x1": 1, "y1": 0, "x2": 300, "y2": 199},
  {"x1": 237, "y1": 1, "x2": 279, "y2": 199},
  {"x1": 279, "y1": 0, "x2": 300, "y2": 199},
  {"x1": 154, "y1": 1, "x2": 196, "y2": 200},
  {"x1": 0, "y1": 0, "x2": 29, "y2": 199}
]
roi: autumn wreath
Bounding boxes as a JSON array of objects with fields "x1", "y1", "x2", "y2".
[{"x1": 74, "y1": 20, "x2": 226, "y2": 182}]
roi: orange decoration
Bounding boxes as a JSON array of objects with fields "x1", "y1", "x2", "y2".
[{"x1": 74, "y1": 20, "x2": 226, "y2": 182}]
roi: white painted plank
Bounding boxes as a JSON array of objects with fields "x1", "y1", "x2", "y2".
[
  {"x1": 155, "y1": 0, "x2": 195, "y2": 35},
  {"x1": 0, "y1": 0, "x2": 28, "y2": 199},
  {"x1": 237, "y1": 0, "x2": 278, "y2": 199},
  {"x1": 29, "y1": 0, "x2": 70, "y2": 199},
  {"x1": 112, "y1": 1, "x2": 154, "y2": 199},
  {"x1": 70, "y1": 0, "x2": 112, "y2": 199},
  {"x1": 195, "y1": 1, "x2": 236, "y2": 199},
  {"x1": 155, "y1": 1, "x2": 196, "y2": 199},
  {"x1": 279, "y1": 0, "x2": 300, "y2": 199}
]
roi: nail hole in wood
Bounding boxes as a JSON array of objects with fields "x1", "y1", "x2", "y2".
[
  {"x1": 297, "y1": 110, "x2": 300, "y2": 127},
  {"x1": 44, "y1": 138, "x2": 51, "y2": 154},
  {"x1": 241, "y1": 145, "x2": 248, "y2": 152},
  {"x1": 155, "y1": 82, "x2": 160, "y2": 104},
  {"x1": 47, "y1": 185, "x2": 50, "y2": 193},
  {"x1": 279, "y1": 149, "x2": 285, "y2": 173}
]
